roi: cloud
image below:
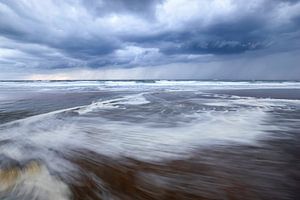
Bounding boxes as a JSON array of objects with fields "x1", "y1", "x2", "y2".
[
  {"x1": 22, "y1": 49, "x2": 300, "y2": 81},
  {"x1": 0, "y1": 0, "x2": 300, "y2": 79}
]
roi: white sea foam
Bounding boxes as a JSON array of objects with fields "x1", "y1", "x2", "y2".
[
  {"x1": 1, "y1": 80, "x2": 300, "y2": 92},
  {"x1": 0, "y1": 94, "x2": 294, "y2": 164},
  {"x1": 76, "y1": 93, "x2": 150, "y2": 114}
]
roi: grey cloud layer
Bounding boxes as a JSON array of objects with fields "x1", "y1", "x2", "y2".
[{"x1": 0, "y1": 0, "x2": 300, "y2": 79}]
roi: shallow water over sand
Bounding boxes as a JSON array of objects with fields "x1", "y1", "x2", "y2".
[{"x1": 0, "y1": 81, "x2": 300, "y2": 199}]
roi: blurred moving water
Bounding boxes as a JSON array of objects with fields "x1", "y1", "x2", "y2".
[{"x1": 0, "y1": 80, "x2": 300, "y2": 200}]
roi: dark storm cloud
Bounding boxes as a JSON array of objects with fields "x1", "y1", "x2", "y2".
[
  {"x1": 123, "y1": 0, "x2": 299, "y2": 56},
  {"x1": 0, "y1": 0, "x2": 300, "y2": 79},
  {"x1": 0, "y1": 0, "x2": 122, "y2": 59},
  {"x1": 81, "y1": 0, "x2": 163, "y2": 18}
]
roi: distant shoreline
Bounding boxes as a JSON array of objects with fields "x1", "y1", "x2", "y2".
[{"x1": 0, "y1": 79, "x2": 300, "y2": 82}]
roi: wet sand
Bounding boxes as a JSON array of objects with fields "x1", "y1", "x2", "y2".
[
  {"x1": 1, "y1": 84, "x2": 300, "y2": 200},
  {"x1": 2, "y1": 141, "x2": 299, "y2": 200},
  {"x1": 0, "y1": 91, "x2": 131, "y2": 124},
  {"x1": 67, "y1": 140, "x2": 300, "y2": 200}
]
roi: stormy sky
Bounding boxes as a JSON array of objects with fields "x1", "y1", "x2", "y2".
[{"x1": 0, "y1": 0, "x2": 300, "y2": 80}]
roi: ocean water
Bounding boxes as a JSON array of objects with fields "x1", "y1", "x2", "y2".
[{"x1": 0, "y1": 80, "x2": 300, "y2": 200}]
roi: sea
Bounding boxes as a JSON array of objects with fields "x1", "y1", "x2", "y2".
[{"x1": 0, "y1": 80, "x2": 300, "y2": 200}]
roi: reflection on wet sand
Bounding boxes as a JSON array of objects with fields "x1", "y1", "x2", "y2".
[
  {"x1": 2, "y1": 142, "x2": 299, "y2": 200},
  {"x1": 66, "y1": 140, "x2": 299, "y2": 200},
  {"x1": 0, "y1": 160, "x2": 70, "y2": 200}
]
